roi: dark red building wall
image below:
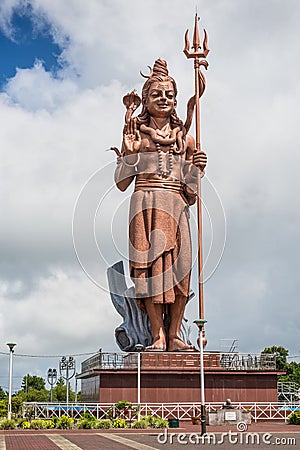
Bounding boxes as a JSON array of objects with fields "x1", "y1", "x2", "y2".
[{"x1": 80, "y1": 371, "x2": 279, "y2": 403}]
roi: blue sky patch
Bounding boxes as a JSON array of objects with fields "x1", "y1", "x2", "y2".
[{"x1": 0, "y1": 8, "x2": 62, "y2": 88}]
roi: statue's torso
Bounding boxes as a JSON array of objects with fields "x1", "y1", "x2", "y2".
[{"x1": 135, "y1": 131, "x2": 189, "y2": 183}]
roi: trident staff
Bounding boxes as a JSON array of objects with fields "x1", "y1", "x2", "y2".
[
  {"x1": 184, "y1": 13, "x2": 210, "y2": 435},
  {"x1": 183, "y1": 13, "x2": 209, "y2": 343}
]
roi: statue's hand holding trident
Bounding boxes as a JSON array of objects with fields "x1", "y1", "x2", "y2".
[{"x1": 193, "y1": 151, "x2": 207, "y2": 174}]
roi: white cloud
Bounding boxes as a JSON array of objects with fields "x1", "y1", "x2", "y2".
[
  {"x1": 5, "y1": 61, "x2": 78, "y2": 111},
  {"x1": 0, "y1": 267, "x2": 121, "y2": 392},
  {"x1": 0, "y1": 0, "x2": 24, "y2": 38},
  {"x1": 0, "y1": 0, "x2": 299, "y2": 388}
]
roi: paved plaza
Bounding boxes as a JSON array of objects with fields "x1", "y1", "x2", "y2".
[{"x1": 1, "y1": 423, "x2": 300, "y2": 450}]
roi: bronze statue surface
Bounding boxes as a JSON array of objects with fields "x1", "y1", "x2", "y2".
[{"x1": 114, "y1": 58, "x2": 207, "y2": 351}]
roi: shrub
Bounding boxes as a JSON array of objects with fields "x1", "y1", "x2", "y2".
[
  {"x1": 77, "y1": 411, "x2": 97, "y2": 429},
  {"x1": 132, "y1": 415, "x2": 169, "y2": 429},
  {"x1": 288, "y1": 411, "x2": 300, "y2": 425},
  {"x1": 56, "y1": 415, "x2": 74, "y2": 429},
  {"x1": 44, "y1": 420, "x2": 55, "y2": 429},
  {"x1": 132, "y1": 418, "x2": 148, "y2": 429},
  {"x1": 77, "y1": 418, "x2": 93, "y2": 429},
  {"x1": 17, "y1": 418, "x2": 27, "y2": 428},
  {"x1": 151, "y1": 417, "x2": 169, "y2": 428},
  {"x1": 115, "y1": 400, "x2": 132, "y2": 409},
  {"x1": 23, "y1": 407, "x2": 35, "y2": 421},
  {"x1": 30, "y1": 419, "x2": 54, "y2": 430},
  {"x1": 0, "y1": 419, "x2": 16, "y2": 430},
  {"x1": 112, "y1": 418, "x2": 127, "y2": 428},
  {"x1": 51, "y1": 416, "x2": 59, "y2": 427},
  {"x1": 30, "y1": 419, "x2": 47, "y2": 430},
  {"x1": 81, "y1": 411, "x2": 96, "y2": 420},
  {"x1": 93, "y1": 419, "x2": 112, "y2": 429},
  {"x1": 21, "y1": 421, "x2": 31, "y2": 429}
]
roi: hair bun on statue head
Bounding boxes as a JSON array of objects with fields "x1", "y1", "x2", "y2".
[
  {"x1": 140, "y1": 58, "x2": 169, "y2": 79},
  {"x1": 152, "y1": 59, "x2": 169, "y2": 77}
]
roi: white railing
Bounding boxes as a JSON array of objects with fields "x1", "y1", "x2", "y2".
[
  {"x1": 23, "y1": 401, "x2": 300, "y2": 422},
  {"x1": 81, "y1": 352, "x2": 276, "y2": 373}
]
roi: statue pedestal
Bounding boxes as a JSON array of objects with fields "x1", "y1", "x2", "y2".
[
  {"x1": 207, "y1": 409, "x2": 251, "y2": 426},
  {"x1": 78, "y1": 351, "x2": 282, "y2": 404}
]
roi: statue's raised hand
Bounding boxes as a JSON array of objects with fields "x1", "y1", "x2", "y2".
[{"x1": 123, "y1": 117, "x2": 141, "y2": 155}]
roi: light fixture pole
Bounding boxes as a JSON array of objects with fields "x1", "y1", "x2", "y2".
[
  {"x1": 194, "y1": 319, "x2": 207, "y2": 435},
  {"x1": 135, "y1": 344, "x2": 143, "y2": 420},
  {"x1": 75, "y1": 373, "x2": 80, "y2": 403},
  {"x1": 59, "y1": 356, "x2": 76, "y2": 413},
  {"x1": 7, "y1": 342, "x2": 16, "y2": 420},
  {"x1": 47, "y1": 368, "x2": 57, "y2": 402}
]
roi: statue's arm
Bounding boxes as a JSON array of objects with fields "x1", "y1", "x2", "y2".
[
  {"x1": 183, "y1": 135, "x2": 207, "y2": 205},
  {"x1": 115, "y1": 117, "x2": 142, "y2": 191},
  {"x1": 114, "y1": 153, "x2": 139, "y2": 191}
]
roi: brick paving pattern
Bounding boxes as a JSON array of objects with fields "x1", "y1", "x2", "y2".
[
  {"x1": 47, "y1": 434, "x2": 82, "y2": 449},
  {"x1": 101, "y1": 433, "x2": 159, "y2": 449},
  {"x1": 64, "y1": 434, "x2": 131, "y2": 450},
  {"x1": 0, "y1": 436, "x2": 5, "y2": 450},
  {"x1": 5, "y1": 434, "x2": 61, "y2": 450},
  {"x1": 1, "y1": 424, "x2": 300, "y2": 450}
]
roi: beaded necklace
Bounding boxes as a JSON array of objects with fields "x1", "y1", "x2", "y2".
[
  {"x1": 156, "y1": 142, "x2": 174, "y2": 177},
  {"x1": 140, "y1": 123, "x2": 181, "y2": 178}
]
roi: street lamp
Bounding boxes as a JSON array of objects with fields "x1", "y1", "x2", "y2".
[
  {"x1": 59, "y1": 356, "x2": 76, "y2": 412},
  {"x1": 7, "y1": 342, "x2": 16, "y2": 420},
  {"x1": 194, "y1": 319, "x2": 207, "y2": 435},
  {"x1": 47, "y1": 368, "x2": 57, "y2": 402},
  {"x1": 135, "y1": 344, "x2": 144, "y2": 421},
  {"x1": 75, "y1": 373, "x2": 78, "y2": 403}
]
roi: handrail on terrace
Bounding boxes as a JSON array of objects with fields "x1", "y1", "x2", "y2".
[
  {"x1": 80, "y1": 351, "x2": 276, "y2": 373},
  {"x1": 22, "y1": 401, "x2": 299, "y2": 422}
]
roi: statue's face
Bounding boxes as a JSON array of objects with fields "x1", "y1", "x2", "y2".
[{"x1": 145, "y1": 81, "x2": 176, "y2": 118}]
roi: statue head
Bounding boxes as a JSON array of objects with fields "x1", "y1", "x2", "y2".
[
  {"x1": 140, "y1": 59, "x2": 178, "y2": 105},
  {"x1": 137, "y1": 59, "x2": 184, "y2": 132}
]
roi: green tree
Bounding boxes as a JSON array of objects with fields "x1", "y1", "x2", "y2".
[
  {"x1": 11, "y1": 395, "x2": 23, "y2": 415},
  {"x1": 279, "y1": 361, "x2": 300, "y2": 385},
  {"x1": 56, "y1": 376, "x2": 65, "y2": 387},
  {"x1": 18, "y1": 389, "x2": 49, "y2": 403},
  {"x1": 0, "y1": 400, "x2": 8, "y2": 417},
  {"x1": 10, "y1": 373, "x2": 51, "y2": 407},
  {"x1": 0, "y1": 387, "x2": 7, "y2": 400},
  {"x1": 263, "y1": 346, "x2": 288, "y2": 371},
  {"x1": 21, "y1": 374, "x2": 45, "y2": 391},
  {"x1": 52, "y1": 378, "x2": 75, "y2": 402}
]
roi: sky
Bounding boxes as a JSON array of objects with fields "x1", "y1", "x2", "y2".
[{"x1": 0, "y1": 0, "x2": 299, "y2": 393}]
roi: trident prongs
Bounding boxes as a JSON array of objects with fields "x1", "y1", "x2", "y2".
[{"x1": 184, "y1": 13, "x2": 210, "y2": 59}]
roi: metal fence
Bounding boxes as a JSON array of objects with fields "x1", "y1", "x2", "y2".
[
  {"x1": 81, "y1": 352, "x2": 276, "y2": 373},
  {"x1": 278, "y1": 381, "x2": 299, "y2": 402},
  {"x1": 23, "y1": 401, "x2": 299, "y2": 422}
]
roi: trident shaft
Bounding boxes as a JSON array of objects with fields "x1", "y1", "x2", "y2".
[{"x1": 184, "y1": 13, "x2": 209, "y2": 342}]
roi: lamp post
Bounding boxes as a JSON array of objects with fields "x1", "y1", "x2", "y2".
[
  {"x1": 75, "y1": 373, "x2": 79, "y2": 403},
  {"x1": 135, "y1": 344, "x2": 143, "y2": 421},
  {"x1": 47, "y1": 368, "x2": 57, "y2": 402},
  {"x1": 59, "y1": 356, "x2": 76, "y2": 413},
  {"x1": 7, "y1": 342, "x2": 16, "y2": 420},
  {"x1": 194, "y1": 319, "x2": 207, "y2": 435}
]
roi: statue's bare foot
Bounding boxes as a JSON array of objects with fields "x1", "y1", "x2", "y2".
[
  {"x1": 145, "y1": 336, "x2": 166, "y2": 352},
  {"x1": 168, "y1": 335, "x2": 196, "y2": 352}
]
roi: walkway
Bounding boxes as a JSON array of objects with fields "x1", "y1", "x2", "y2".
[{"x1": 1, "y1": 423, "x2": 300, "y2": 450}]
